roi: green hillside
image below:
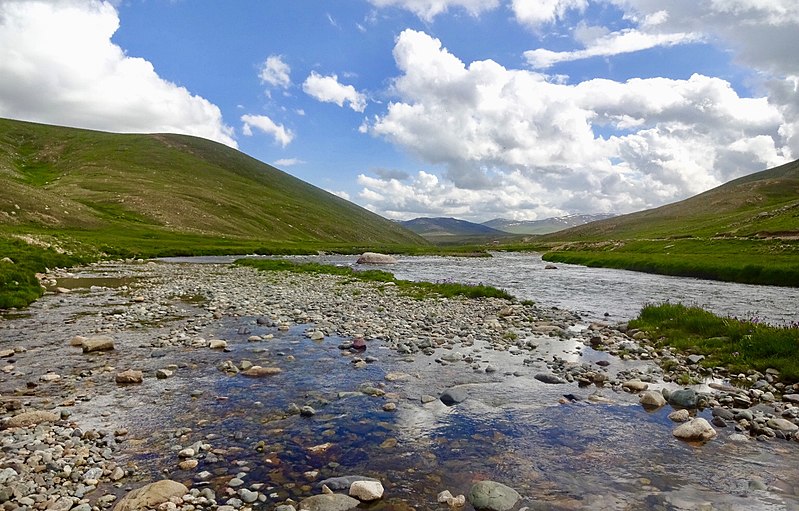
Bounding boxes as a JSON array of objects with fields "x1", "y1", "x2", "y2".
[
  {"x1": 0, "y1": 118, "x2": 425, "y2": 307},
  {"x1": 544, "y1": 159, "x2": 799, "y2": 241},
  {"x1": 529, "y1": 159, "x2": 799, "y2": 287}
]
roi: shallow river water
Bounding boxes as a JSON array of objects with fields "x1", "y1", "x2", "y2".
[{"x1": 3, "y1": 257, "x2": 799, "y2": 511}]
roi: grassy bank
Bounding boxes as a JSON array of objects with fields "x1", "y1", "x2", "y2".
[
  {"x1": 539, "y1": 238, "x2": 799, "y2": 287},
  {"x1": 236, "y1": 258, "x2": 514, "y2": 300},
  {"x1": 629, "y1": 303, "x2": 799, "y2": 382}
]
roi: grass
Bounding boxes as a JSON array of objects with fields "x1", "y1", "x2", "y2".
[
  {"x1": 236, "y1": 258, "x2": 514, "y2": 300},
  {"x1": 539, "y1": 238, "x2": 799, "y2": 287},
  {"x1": 629, "y1": 303, "x2": 799, "y2": 382},
  {"x1": 0, "y1": 238, "x2": 86, "y2": 308}
]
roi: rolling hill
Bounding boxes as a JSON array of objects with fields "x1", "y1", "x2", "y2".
[
  {"x1": 544, "y1": 159, "x2": 799, "y2": 241},
  {"x1": 0, "y1": 118, "x2": 424, "y2": 247},
  {"x1": 400, "y1": 217, "x2": 508, "y2": 237}
]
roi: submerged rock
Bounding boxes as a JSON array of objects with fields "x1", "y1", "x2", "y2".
[
  {"x1": 298, "y1": 493, "x2": 360, "y2": 511},
  {"x1": 440, "y1": 387, "x2": 468, "y2": 406},
  {"x1": 467, "y1": 481, "x2": 521, "y2": 511}
]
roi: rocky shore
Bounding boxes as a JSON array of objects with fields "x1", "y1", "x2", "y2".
[{"x1": 2, "y1": 258, "x2": 799, "y2": 511}]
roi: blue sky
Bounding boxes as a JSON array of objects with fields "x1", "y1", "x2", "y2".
[{"x1": 1, "y1": 1, "x2": 797, "y2": 222}]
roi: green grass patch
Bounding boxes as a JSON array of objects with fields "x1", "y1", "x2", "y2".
[
  {"x1": 540, "y1": 238, "x2": 799, "y2": 287},
  {"x1": 629, "y1": 303, "x2": 799, "y2": 382},
  {"x1": 236, "y1": 258, "x2": 514, "y2": 300},
  {"x1": 0, "y1": 238, "x2": 86, "y2": 308}
]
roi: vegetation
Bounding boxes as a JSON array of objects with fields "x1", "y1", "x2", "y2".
[
  {"x1": 629, "y1": 303, "x2": 799, "y2": 382},
  {"x1": 236, "y1": 258, "x2": 514, "y2": 300},
  {"x1": 521, "y1": 158, "x2": 799, "y2": 286},
  {"x1": 0, "y1": 117, "x2": 432, "y2": 308},
  {"x1": 540, "y1": 238, "x2": 799, "y2": 287}
]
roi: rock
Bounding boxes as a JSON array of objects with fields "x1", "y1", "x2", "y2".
[
  {"x1": 668, "y1": 409, "x2": 691, "y2": 422},
  {"x1": 467, "y1": 481, "x2": 521, "y2": 511},
  {"x1": 298, "y1": 493, "x2": 360, "y2": 511},
  {"x1": 544, "y1": 264, "x2": 558, "y2": 270},
  {"x1": 672, "y1": 418, "x2": 717, "y2": 442},
  {"x1": 116, "y1": 369, "x2": 144, "y2": 384},
  {"x1": 349, "y1": 480, "x2": 384, "y2": 501},
  {"x1": 639, "y1": 390, "x2": 666, "y2": 408},
  {"x1": 356, "y1": 252, "x2": 397, "y2": 264},
  {"x1": 308, "y1": 330, "x2": 325, "y2": 341},
  {"x1": 686, "y1": 354, "x2": 705, "y2": 365},
  {"x1": 209, "y1": 339, "x2": 228, "y2": 349},
  {"x1": 782, "y1": 394, "x2": 799, "y2": 404},
  {"x1": 767, "y1": 418, "x2": 799, "y2": 433},
  {"x1": 317, "y1": 476, "x2": 380, "y2": 492},
  {"x1": 622, "y1": 379, "x2": 648, "y2": 392},
  {"x1": 241, "y1": 366, "x2": 282, "y2": 377},
  {"x1": 440, "y1": 387, "x2": 468, "y2": 406},
  {"x1": 5, "y1": 410, "x2": 59, "y2": 428},
  {"x1": 239, "y1": 489, "x2": 259, "y2": 503},
  {"x1": 82, "y1": 335, "x2": 115, "y2": 353},
  {"x1": 351, "y1": 337, "x2": 367, "y2": 351},
  {"x1": 535, "y1": 373, "x2": 567, "y2": 384},
  {"x1": 156, "y1": 369, "x2": 173, "y2": 379},
  {"x1": 69, "y1": 335, "x2": 87, "y2": 347},
  {"x1": 178, "y1": 459, "x2": 198, "y2": 470},
  {"x1": 668, "y1": 388, "x2": 700, "y2": 409},
  {"x1": 382, "y1": 402, "x2": 397, "y2": 412},
  {"x1": 113, "y1": 480, "x2": 188, "y2": 511}
]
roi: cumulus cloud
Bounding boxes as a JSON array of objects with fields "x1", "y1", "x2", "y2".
[
  {"x1": 525, "y1": 28, "x2": 702, "y2": 68},
  {"x1": 511, "y1": 0, "x2": 588, "y2": 27},
  {"x1": 259, "y1": 55, "x2": 291, "y2": 88},
  {"x1": 302, "y1": 72, "x2": 367, "y2": 112},
  {"x1": 365, "y1": 0, "x2": 499, "y2": 21},
  {"x1": 273, "y1": 158, "x2": 305, "y2": 167},
  {"x1": 241, "y1": 114, "x2": 294, "y2": 147},
  {"x1": 0, "y1": 0, "x2": 236, "y2": 147},
  {"x1": 362, "y1": 29, "x2": 792, "y2": 220}
]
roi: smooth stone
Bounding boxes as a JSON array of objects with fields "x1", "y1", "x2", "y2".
[
  {"x1": 356, "y1": 252, "x2": 397, "y2": 264},
  {"x1": 317, "y1": 476, "x2": 380, "y2": 492},
  {"x1": 241, "y1": 366, "x2": 282, "y2": 377},
  {"x1": 116, "y1": 369, "x2": 144, "y2": 384},
  {"x1": 622, "y1": 380, "x2": 648, "y2": 392},
  {"x1": 668, "y1": 409, "x2": 691, "y2": 422},
  {"x1": 535, "y1": 373, "x2": 567, "y2": 384},
  {"x1": 113, "y1": 480, "x2": 188, "y2": 511},
  {"x1": 673, "y1": 418, "x2": 717, "y2": 442},
  {"x1": 639, "y1": 390, "x2": 666, "y2": 408},
  {"x1": 209, "y1": 339, "x2": 228, "y2": 349},
  {"x1": 440, "y1": 387, "x2": 468, "y2": 406},
  {"x1": 82, "y1": 335, "x2": 115, "y2": 353},
  {"x1": 156, "y1": 369, "x2": 173, "y2": 379},
  {"x1": 239, "y1": 489, "x2": 259, "y2": 503},
  {"x1": 298, "y1": 493, "x2": 360, "y2": 511},
  {"x1": 349, "y1": 480, "x2": 384, "y2": 501},
  {"x1": 467, "y1": 481, "x2": 521, "y2": 511},
  {"x1": 668, "y1": 388, "x2": 700, "y2": 409},
  {"x1": 5, "y1": 410, "x2": 60, "y2": 428},
  {"x1": 767, "y1": 418, "x2": 799, "y2": 433}
]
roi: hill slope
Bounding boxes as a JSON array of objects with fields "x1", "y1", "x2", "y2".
[
  {"x1": 544, "y1": 159, "x2": 799, "y2": 241},
  {"x1": 0, "y1": 118, "x2": 423, "y2": 246}
]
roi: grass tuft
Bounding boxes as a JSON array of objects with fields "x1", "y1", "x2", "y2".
[{"x1": 629, "y1": 303, "x2": 799, "y2": 382}]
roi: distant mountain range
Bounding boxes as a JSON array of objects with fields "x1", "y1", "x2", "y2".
[
  {"x1": 400, "y1": 213, "x2": 615, "y2": 239},
  {"x1": 483, "y1": 214, "x2": 616, "y2": 235}
]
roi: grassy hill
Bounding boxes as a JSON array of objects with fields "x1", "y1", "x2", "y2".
[
  {"x1": 399, "y1": 217, "x2": 514, "y2": 244},
  {"x1": 0, "y1": 118, "x2": 426, "y2": 307},
  {"x1": 525, "y1": 159, "x2": 799, "y2": 287}
]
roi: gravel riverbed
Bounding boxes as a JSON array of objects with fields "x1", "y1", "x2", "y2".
[{"x1": 2, "y1": 259, "x2": 799, "y2": 511}]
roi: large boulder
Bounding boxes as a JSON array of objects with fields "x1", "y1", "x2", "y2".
[
  {"x1": 113, "y1": 480, "x2": 188, "y2": 511},
  {"x1": 356, "y1": 252, "x2": 397, "y2": 265},
  {"x1": 673, "y1": 418, "x2": 717, "y2": 442},
  {"x1": 467, "y1": 481, "x2": 521, "y2": 511},
  {"x1": 667, "y1": 388, "x2": 700, "y2": 409}
]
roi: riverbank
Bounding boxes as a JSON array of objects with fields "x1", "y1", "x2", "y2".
[{"x1": 2, "y1": 260, "x2": 799, "y2": 510}]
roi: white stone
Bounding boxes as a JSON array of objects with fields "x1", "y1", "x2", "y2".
[{"x1": 349, "y1": 480, "x2": 384, "y2": 501}]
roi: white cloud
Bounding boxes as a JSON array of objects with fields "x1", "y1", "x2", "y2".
[
  {"x1": 0, "y1": 0, "x2": 236, "y2": 147},
  {"x1": 511, "y1": 0, "x2": 588, "y2": 27},
  {"x1": 302, "y1": 72, "x2": 367, "y2": 112},
  {"x1": 259, "y1": 55, "x2": 291, "y2": 88},
  {"x1": 241, "y1": 114, "x2": 294, "y2": 147},
  {"x1": 361, "y1": 29, "x2": 792, "y2": 220},
  {"x1": 273, "y1": 158, "x2": 305, "y2": 167},
  {"x1": 365, "y1": 0, "x2": 499, "y2": 21},
  {"x1": 525, "y1": 28, "x2": 702, "y2": 68}
]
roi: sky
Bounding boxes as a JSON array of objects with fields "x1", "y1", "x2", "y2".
[{"x1": 1, "y1": 0, "x2": 798, "y2": 222}]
